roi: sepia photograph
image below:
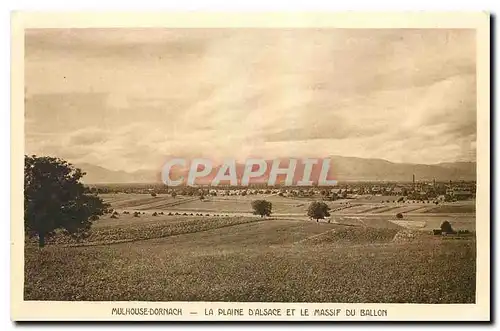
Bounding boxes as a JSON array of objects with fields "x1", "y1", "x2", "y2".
[{"x1": 11, "y1": 12, "x2": 490, "y2": 321}]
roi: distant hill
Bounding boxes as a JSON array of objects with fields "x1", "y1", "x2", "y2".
[
  {"x1": 75, "y1": 156, "x2": 476, "y2": 184},
  {"x1": 75, "y1": 163, "x2": 160, "y2": 184},
  {"x1": 327, "y1": 156, "x2": 476, "y2": 182}
]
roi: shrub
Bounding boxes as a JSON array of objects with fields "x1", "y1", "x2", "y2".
[
  {"x1": 152, "y1": 212, "x2": 158, "y2": 216},
  {"x1": 151, "y1": 192, "x2": 157, "y2": 197},
  {"x1": 396, "y1": 213, "x2": 403, "y2": 219}
]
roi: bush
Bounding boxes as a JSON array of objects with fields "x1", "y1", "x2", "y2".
[
  {"x1": 396, "y1": 213, "x2": 403, "y2": 219},
  {"x1": 307, "y1": 201, "x2": 331, "y2": 222},
  {"x1": 151, "y1": 192, "x2": 157, "y2": 197},
  {"x1": 152, "y1": 212, "x2": 158, "y2": 216},
  {"x1": 110, "y1": 214, "x2": 118, "y2": 219}
]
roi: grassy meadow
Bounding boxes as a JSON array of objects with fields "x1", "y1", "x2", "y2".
[{"x1": 24, "y1": 193, "x2": 476, "y2": 303}]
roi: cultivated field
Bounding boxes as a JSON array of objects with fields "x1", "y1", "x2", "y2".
[{"x1": 24, "y1": 193, "x2": 476, "y2": 303}]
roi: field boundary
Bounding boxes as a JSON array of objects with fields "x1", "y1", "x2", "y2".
[{"x1": 30, "y1": 218, "x2": 269, "y2": 249}]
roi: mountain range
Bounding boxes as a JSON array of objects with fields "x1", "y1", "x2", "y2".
[{"x1": 76, "y1": 155, "x2": 476, "y2": 184}]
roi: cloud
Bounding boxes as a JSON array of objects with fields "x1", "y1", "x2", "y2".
[{"x1": 24, "y1": 28, "x2": 477, "y2": 171}]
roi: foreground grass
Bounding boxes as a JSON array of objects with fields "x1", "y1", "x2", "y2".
[{"x1": 25, "y1": 220, "x2": 475, "y2": 303}]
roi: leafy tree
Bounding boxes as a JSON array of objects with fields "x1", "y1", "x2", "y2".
[
  {"x1": 307, "y1": 201, "x2": 331, "y2": 222},
  {"x1": 24, "y1": 155, "x2": 108, "y2": 247},
  {"x1": 440, "y1": 221, "x2": 454, "y2": 234},
  {"x1": 251, "y1": 200, "x2": 272, "y2": 218}
]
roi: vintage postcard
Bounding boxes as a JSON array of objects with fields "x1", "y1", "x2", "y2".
[{"x1": 11, "y1": 12, "x2": 490, "y2": 321}]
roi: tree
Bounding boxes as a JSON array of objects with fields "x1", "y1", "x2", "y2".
[
  {"x1": 396, "y1": 213, "x2": 404, "y2": 219},
  {"x1": 307, "y1": 201, "x2": 331, "y2": 222},
  {"x1": 251, "y1": 200, "x2": 272, "y2": 218},
  {"x1": 171, "y1": 191, "x2": 177, "y2": 198},
  {"x1": 440, "y1": 221, "x2": 454, "y2": 234},
  {"x1": 24, "y1": 155, "x2": 108, "y2": 247}
]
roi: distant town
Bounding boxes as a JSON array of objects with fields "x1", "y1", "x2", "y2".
[{"x1": 87, "y1": 175, "x2": 476, "y2": 204}]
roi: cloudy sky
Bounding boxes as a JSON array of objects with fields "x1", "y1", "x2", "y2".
[{"x1": 25, "y1": 28, "x2": 476, "y2": 172}]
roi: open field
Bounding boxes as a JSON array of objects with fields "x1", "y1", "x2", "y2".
[
  {"x1": 24, "y1": 193, "x2": 476, "y2": 303},
  {"x1": 101, "y1": 193, "x2": 476, "y2": 214},
  {"x1": 99, "y1": 193, "x2": 476, "y2": 231},
  {"x1": 25, "y1": 218, "x2": 476, "y2": 303}
]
